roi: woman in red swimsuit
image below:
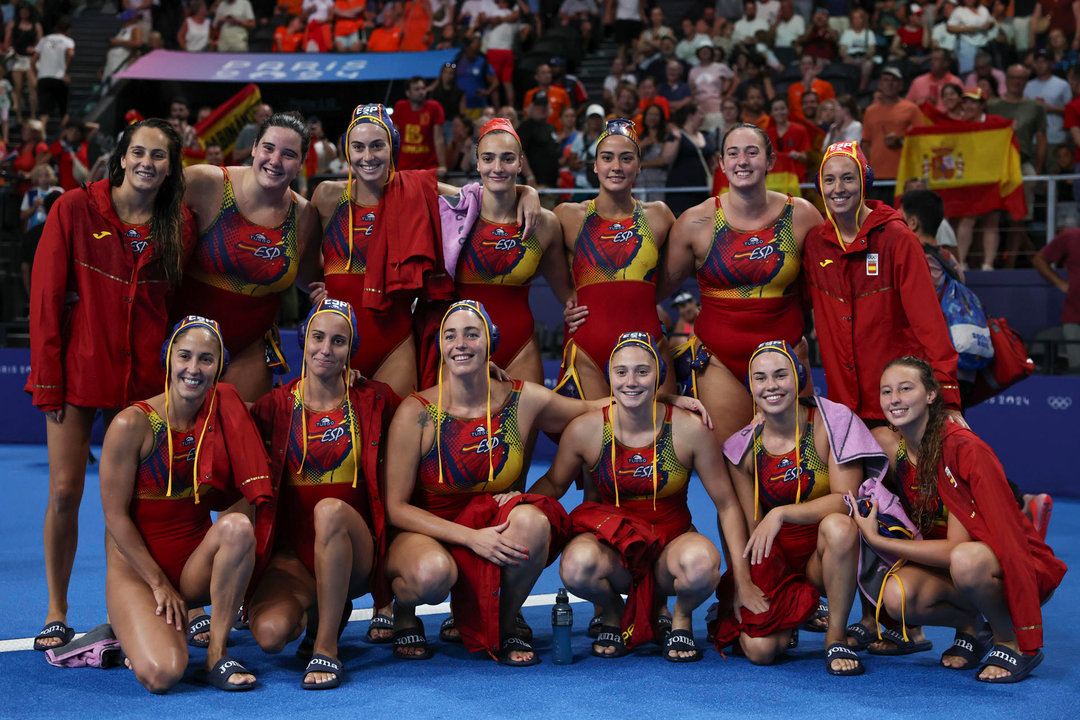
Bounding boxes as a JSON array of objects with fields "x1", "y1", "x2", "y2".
[
  {"x1": 555, "y1": 118, "x2": 677, "y2": 401},
  {"x1": 179, "y1": 111, "x2": 321, "y2": 402},
  {"x1": 662, "y1": 123, "x2": 822, "y2": 446},
  {"x1": 27, "y1": 119, "x2": 196, "y2": 652},
  {"x1": 247, "y1": 298, "x2": 398, "y2": 689},
  {"x1": 100, "y1": 317, "x2": 273, "y2": 693}
]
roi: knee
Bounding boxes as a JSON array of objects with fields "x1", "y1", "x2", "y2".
[
  {"x1": 47, "y1": 476, "x2": 84, "y2": 514},
  {"x1": 673, "y1": 542, "x2": 721, "y2": 591},
  {"x1": 313, "y1": 498, "x2": 354, "y2": 539},
  {"x1": 819, "y1": 513, "x2": 858, "y2": 553},
  {"x1": 881, "y1": 578, "x2": 909, "y2": 618},
  {"x1": 559, "y1": 544, "x2": 602, "y2": 591},
  {"x1": 949, "y1": 542, "x2": 997, "y2": 589},
  {"x1": 403, "y1": 553, "x2": 456, "y2": 597},
  {"x1": 507, "y1": 505, "x2": 551, "y2": 546},
  {"x1": 215, "y1": 513, "x2": 255, "y2": 554},
  {"x1": 248, "y1": 611, "x2": 295, "y2": 654},
  {"x1": 132, "y1": 654, "x2": 185, "y2": 694},
  {"x1": 741, "y1": 636, "x2": 782, "y2": 666}
]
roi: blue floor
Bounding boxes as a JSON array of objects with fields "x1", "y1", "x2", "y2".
[{"x1": 1, "y1": 443, "x2": 1077, "y2": 719}]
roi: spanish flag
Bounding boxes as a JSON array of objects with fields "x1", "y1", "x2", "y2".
[
  {"x1": 713, "y1": 152, "x2": 803, "y2": 198},
  {"x1": 895, "y1": 115, "x2": 1026, "y2": 220},
  {"x1": 181, "y1": 83, "x2": 262, "y2": 167}
]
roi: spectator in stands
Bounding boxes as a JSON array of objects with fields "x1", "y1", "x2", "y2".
[
  {"x1": 50, "y1": 120, "x2": 98, "y2": 191},
  {"x1": 668, "y1": 290, "x2": 699, "y2": 345},
  {"x1": 20, "y1": 187, "x2": 62, "y2": 297},
  {"x1": 332, "y1": 0, "x2": 366, "y2": 52},
  {"x1": 5, "y1": 2, "x2": 43, "y2": 125},
  {"x1": 733, "y1": 1, "x2": 770, "y2": 44},
  {"x1": 642, "y1": 35, "x2": 687, "y2": 85},
  {"x1": 637, "y1": 102, "x2": 668, "y2": 199},
  {"x1": 558, "y1": 0, "x2": 600, "y2": 51},
  {"x1": 393, "y1": 75, "x2": 448, "y2": 177},
  {"x1": 20, "y1": 163, "x2": 62, "y2": 232},
  {"x1": 1064, "y1": 66, "x2": 1080, "y2": 169},
  {"x1": 169, "y1": 97, "x2": 199, "y2": 150},
  {"x1": 102, "y1": 10, "x2": 142, "y2": 89},
  {"x1": 303, "y1": 116, "x2": 336, "y2": 177},
  {"x1": 935, "y1": 82, "x2": 965, "y2": 120},
  {"x1": 639, "y1": 5, "x2": 674, "y2": 46},
  {"x1": 1025, "y1": 48, "x2": 1072, "y2": 153},
  {"x1": 567, "y1": 103, "x2": 604, "y2": 188},
  {"x1": 1046, "y1": 27, "x2": 1079, "y2": 77},
  {"x1": 32, "y1": 16, "x2": 73, "y2": 129},
  {"x1": 11, "y1": 117, "x2": 48, "y2": 195},
  {"x1": 862, "y1": 66, "x2": 927, "y2": 195},
  {"x1": 902, "y1": 176, "x2": 961, "y2": 254},
  {"x1": 273, "y1": 13, "x2": 306, "y2": 51},
  {"x1": 988, "y1": 63, "x2": 1048, "y2": 177},
  {"x1": 1033, "y1": 227, "x2": 1080, "y2": 371},
  {"x1": 1030, "y1": 0, "x2": 1080, "y2": 53},
  {"x1": 799, "y1": 89, "x2": 822, "y2": 127},
  {"x1": 524, "y1": 63, "x2": 572, "y2": 132},
  {"x1": 214, "y1": 0, "x2": 256, "y2": 52},
  {"x1": 367, "y1": 2, "x2": 403, "y2": 52},
  {"x1": 603, "y1": 56, "x2": 637, "y2": 105},
  {"x1": 455, "y1": 35, "x2": 498, "y2": 120},
  {"x1": 676, "y1": 18, "x2": 703, "y2": 66},
  {"x1": 739, "y1": 82, "x2": 770, "y2": 129},
  {"x1": 767, "y1": 96, "x2": 810, "y2": 180},
  {"x1": 731, "y1": 48, "x2": 775, "y2": 102},
  {"x1": 787, "y1": 54, "x2": 835, "y2": 119},
  {"x1": 890, "y1": 3, "x2": 930, "y2": 60},
  {"x1": 178, "y1": 0, "x2": 214, "y2": 52},
  {"x1": 966, "y1": 50, "x2": 1007, "y2": 96},
  {"x1": 907, "y1": 48, "x2": 963, "y2": 113},
  {"x1": 947, "y1": 0, "x2": 996, "y2": 74},
  {"x1": 771, "y1": 0, "x2": 805, "y2": 66},
  {"x1": 799, "y1": 6, "x2": 839, "y2": 62},
  {"x1": 476, "y1": 0, "x2": 520, "y2": 107},
  {"x1": 557, "y1": 105, "x2": 580, "y2": 155},
  {"x1": 551, "y1": 56, "x2": 589, "y2": 109},
  {"x1": 518, "y1": 91, "x2": 560, "y2": 203},
  {"x1": 688, "y1": 39, "x2": 734, "y2": 131},
  {"x1": 0, "y1": 66, "x2": 11, "y2": 145},
  {"x1": 610, "y1": 0, "x2": 647, "y2": 57},
  {"x1": 838, "y1": 7, "x2": 876, "y2": 90},
  {"x1": 204, "y1": 142, "x2": 224, "y2": 166},
  {"x1": 822, "y1": 92, "x2": 862, "y2": 149},
  {"x1": 718, "y1": 96, "x2": 741, "y2": 138},
  {"x1": 429, "y1": 61, "x2": 465, "y2": 141},
  {"x1": 636, "y1": 75, "x2": 669, "y2": 121},
  {"x1": 660, "y1": 59, "x2": 692, "y2": 113},
  {"x1": 951, "y1": 87, "x2": 1003, "y2": 270},
  {"x1": 1012, "y1": 0, "x2": 1038, "y2": 54},
  {"x1": 231, "y1": 101, "x2": 272, "y2": 165},
  {"x1": 662, "y1": 102, "x2": 714, "y2": 216}
]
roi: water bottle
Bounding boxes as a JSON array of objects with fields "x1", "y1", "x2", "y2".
[{"x1": 551, "y1": 588, "x2": 573, "y2": 665}]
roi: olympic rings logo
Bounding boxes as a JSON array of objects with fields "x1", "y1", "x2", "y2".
[{"x1": 1047, "y1": 396, "x2": 1073, "y2": 411}]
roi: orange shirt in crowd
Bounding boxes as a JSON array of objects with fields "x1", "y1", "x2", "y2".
[
  {"x1": 523, "y1": 85, "x2": 573, "y2": 131},
  {"x1": 862, "y1": 99, "x2": 926, "y2": 179},
  {"x1": 333, "y1": 0, "x2": 366, "y2": 37},
  {"x1": 787, "y1": 78, "x2": 835, "y2": 118},
  {"x1": 367, "y1": 24, "x2": 403, "y2": 52},
  {"x1": 400, "y1": 0, "x2": 430, "y2": 51}
]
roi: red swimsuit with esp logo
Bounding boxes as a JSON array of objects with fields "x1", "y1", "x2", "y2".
[
  {"x1": 323, "y1": 188, "x2": 415, "y2": 376},
  {"x1": 177, "y1": 167, "x2": 299, "y2": 352},
  {"x1": 695, "y1": 196, "x2": 803, "y2": 379},
  {"x1": 456, "y1": 217, "x2": 544, "y2": 367},
  {"x1": 129, "y1": 402, "x2": 215, "y2": 588},
  {"x1": 893, "y1": 438, "x2": 949, "y2": 540}
]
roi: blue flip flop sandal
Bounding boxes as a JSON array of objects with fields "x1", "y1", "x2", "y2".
[
  {"x1": 34, "y1": 621, "x2": 75, "y2": 652},
  {"x1": 197, "y1": 655, "x2": 257, "y2": 692},
  {"x1": 977, "y1": 645, "x2": 1044, "y2": 683},
  {"x1": 301, "y1": 653, "x2": 343, "y2": 690}
]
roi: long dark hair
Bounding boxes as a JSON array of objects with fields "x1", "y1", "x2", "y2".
[
  {"x1": 109, "y1": 118, "x2": 186, "y2": 287},
  {"x1": 884, "y1": 356, "x2": 947, "y2": 535},
  {"x1": 641, "y1": 102, "x2": 667, "y2": 142}
]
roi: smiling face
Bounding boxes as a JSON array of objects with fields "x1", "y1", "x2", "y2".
[
  {"x1": 305, "y1": 312, "x2": 352, "y2": 382},
  {"x1": 879, "y1": 364, "x2": 935, "y2": 431},
  {"x1": 820, "y1": 154, "x2": 862, "y2": 217},
  {"x1": 721, "y1": 126, "x2": 774, "y2": 189},
  {"x1": 121, "y1": 126, "x2": 172, "y2": 194},
  {"x1": 609, "y1": 345, "x2": 658, "y2": 410},
  {"x1": 441, "y1": 310, "x2": 489, "y2": 375},
  {"x1": 168, "y1": 327, "x2": 221, "y2": 404},
  {"x1": 477, "y1": 131, "x2": 522, "y2": 192},
  {"x1": 749, "y1": 351, "x2": 799, "y2": 417},
  {"x1": 251, "y1": 125, "x2": 303, "y2": 191},
  {"x1": 941, "y1": 84, "x2": 961, "y2": 111},
  {"x1": 347, "y1": 122, "x2": 393, "y2": 185},
  {"x1": 594, "y1": 134, "x2": 640, "y2": 192}
]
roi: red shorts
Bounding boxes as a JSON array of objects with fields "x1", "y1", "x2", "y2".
[{"x1": 487, "y1": 48, "x2": 514, "y2": 83}]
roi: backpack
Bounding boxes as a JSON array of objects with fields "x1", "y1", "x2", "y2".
[{"x1": 924, "y1": 244, "x2": 993, "y2": 371}]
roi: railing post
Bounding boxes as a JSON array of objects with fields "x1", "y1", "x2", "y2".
[{"x1": 1046, "y1": 176, "x2": 1057, "y2": 247}]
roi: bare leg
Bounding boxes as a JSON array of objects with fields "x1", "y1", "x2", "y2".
[
  {"x1": 386, "y1": 532, "x2": 457, "y2": 657},
  {"x1": 956, "y1": 216, "x2": 976, "y2": 267},
  {"x1": 220, "y1": 340, "x2": 272, "y2": 403},
  {"x1": 654, "y1": 532, "x2": 721, "y2": 659},
  {"x1": 496, "y1": 504, "x2": 551, "y2": 662},
  {"x1": 41, "y1": 404, "x2": 96, "y2": 645},
  {"x1": 306, "y1": 498, "x2": 374, "y2": 685},
  {"x1": 559, "y1": 534, "x2": 631, "y2": 655},
  {"x1": 372, "y1": 335, "x2": 419, "y2": 399},
  {"x1": 979, "y1": 212, "x2": 1000, "y2": 269},
  {"x1": 949, "y1": 541, "x2": 1018, "y2": 680},
  {"x1": 248, "y1": 554, "x2": 315, "y2": 654},
  {"x1": 806, "y1": 513, "x2": 861, "y2": 672}
]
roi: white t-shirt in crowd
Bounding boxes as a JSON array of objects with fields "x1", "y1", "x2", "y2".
[
  {"x1": 34, "y1": 33, "x2": 75, "y2": 80},
  {"x1": 1025, "y1": 74, "x2": 1072, "y2": 144},
  {"x1": 774, "y1": 15, "x2": 805, "y2": 48}
]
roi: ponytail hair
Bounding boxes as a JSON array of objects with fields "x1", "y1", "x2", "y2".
[
  {"x1": 884, "y1": 356, "x2": 946, "y2": 535},
  {"x1": 109, "y1": 118, "x2": 187, "y2": 288}
]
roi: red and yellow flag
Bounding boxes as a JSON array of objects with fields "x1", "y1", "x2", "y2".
[
  {"x1": 895, "y1": 115, "x2": 1026, "y2": 220},
  {"x1": 713, "y1": 152, "x2": 803, "y2": 198},
  {"x1": 181, "y1": 83, "x2": 262, "y2": 167}
]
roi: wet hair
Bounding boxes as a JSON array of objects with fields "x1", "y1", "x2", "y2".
[
  {"x1": 882, "y1": 356, "x2": 946, "y2": 536},
  {"x1": 254, "y1": 111, "x2": 311, "y2": 161},
  {"x1": 900, "y1": 189, "x2": 945, "y2": 237},
  {"x1": 721, "y1": 122, "x2": 775, "y2": 158},
  {"x1": 109, "y1": 118, "x2": 187, "y2": 287}
]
